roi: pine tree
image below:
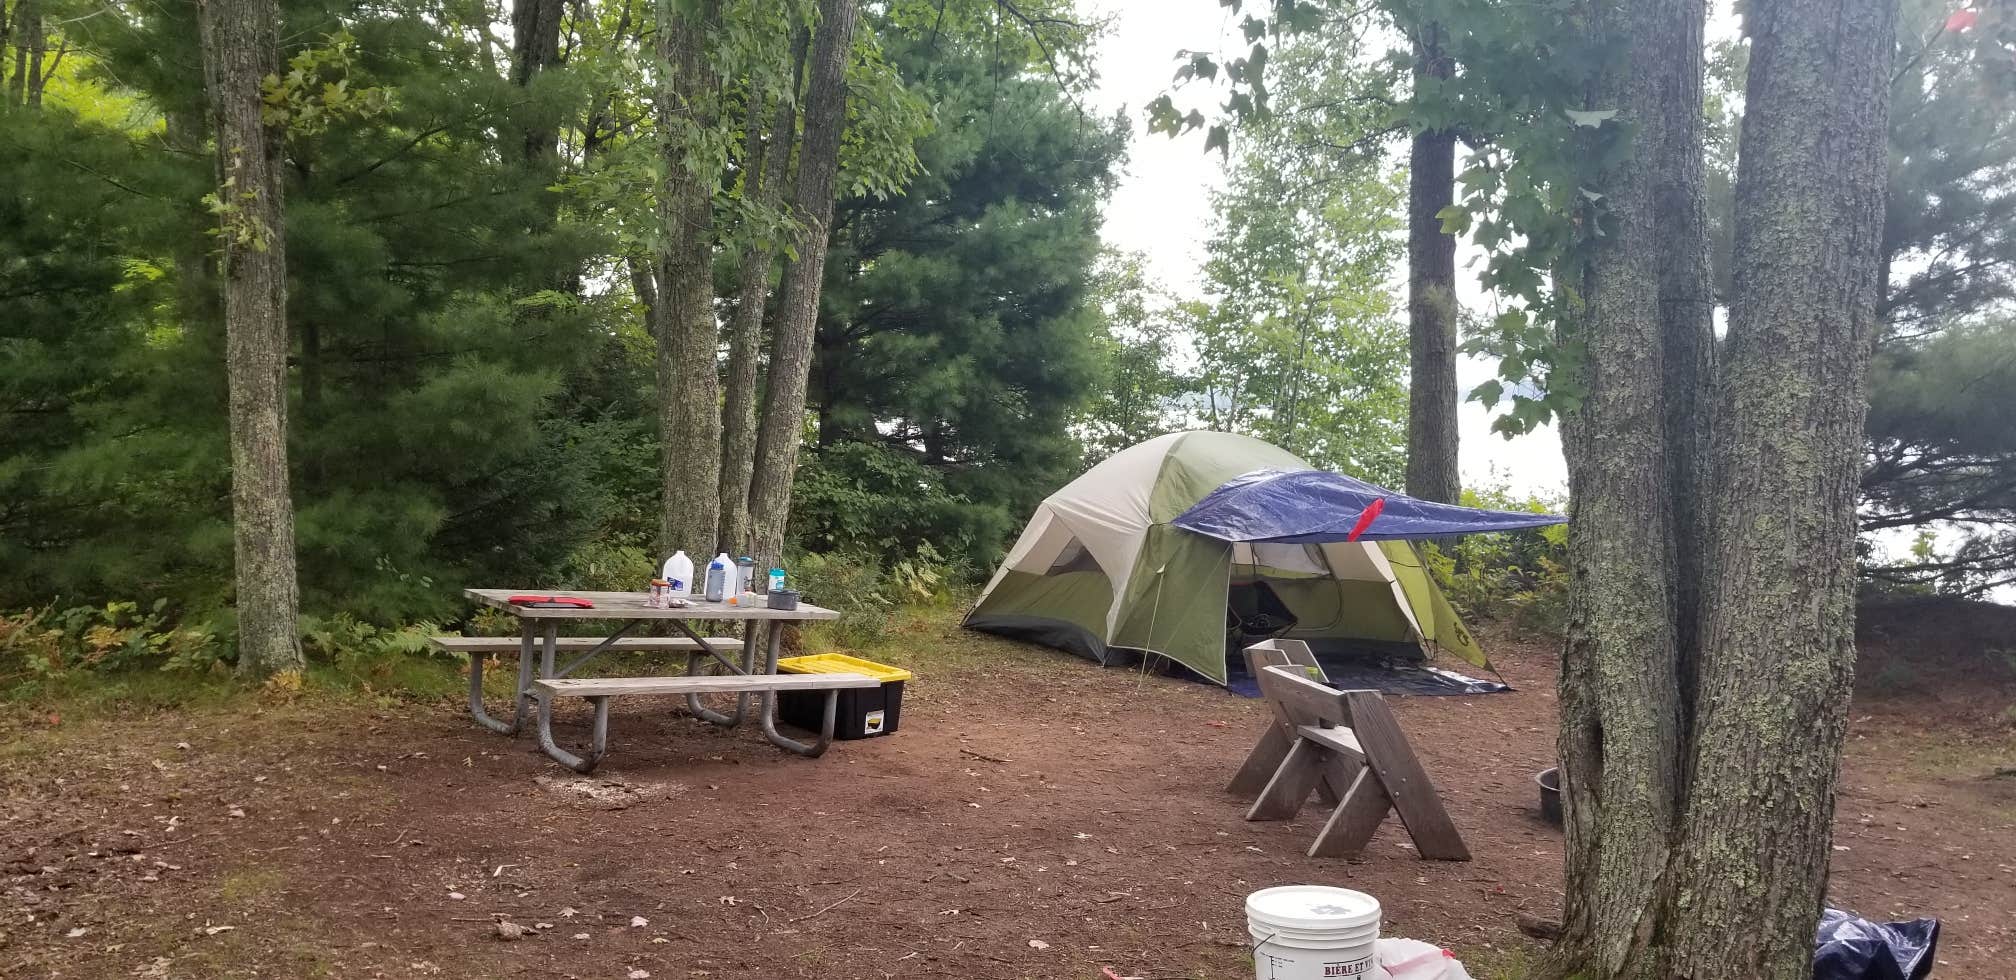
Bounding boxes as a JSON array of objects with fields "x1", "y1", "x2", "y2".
[{"x1": 806, "y1": 12, "x2": 1126, "y2": 532}]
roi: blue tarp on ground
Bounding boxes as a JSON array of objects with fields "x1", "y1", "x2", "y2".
[{"x1": 1171, "y1": 468, "x2": 1566, "y2": 544}]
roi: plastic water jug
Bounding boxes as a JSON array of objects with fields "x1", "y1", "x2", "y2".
[
  {"x1": 661, "y1": 551, "x2": 694, "y2": 595},
  {"x1": 703, "y1": 553, "x2": 731, "y2": 601}
]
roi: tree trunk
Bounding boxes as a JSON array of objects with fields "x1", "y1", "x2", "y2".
[
  {"x1": 627, "y1": 251, "x2": 658, "y2": 331},
  {"x1": 718, "y1": 27, "x2": 808, "y2": 555},
  {"x1": 1651, "y1": 3, "x2": 1717, "y2": 713},
  {"x1": 1552, "y1": 0, "x2": 1715, "y2": 971},
  {"x1": 746, "y1": 0, "x2": 858, "y2": 563},
  {"x1": 1662, "y1": 0, "x2": 1894, "y2": 972},
  {"x1": 21, "y1": 0, "x2": 42, "y2": 108},
  {"x1": 652, "y1": 0, "x2": 724, "y2": 558},
  {"x1": 197, "y1": 0, "x2": 305, "y2": 678},
  {"x1": 1403, "y1": 25, "x2": 1460, "y2": 506},
  {"x1": 509, "y1": 0, "x2": 566, "y2": 163},
  {"x1": 7, "y1": 0, "x2": 39, "y2": 108}
]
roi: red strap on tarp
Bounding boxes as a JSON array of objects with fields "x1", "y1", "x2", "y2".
[{"x1": 1345, "y1": 497, "x2": 1387, "y2": 541}]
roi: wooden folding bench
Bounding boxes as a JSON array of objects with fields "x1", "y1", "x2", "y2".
[
  {"x1": 1228, "y1": 639, "x2": 1470, "y2": 861},
  {"x1": 530, "y1": 672, "x2": 879, "y2": 773}
]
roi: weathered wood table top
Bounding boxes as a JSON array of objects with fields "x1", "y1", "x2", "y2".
[{"x1": 463, "y1": 589, "x2": 842, "y2": 622}]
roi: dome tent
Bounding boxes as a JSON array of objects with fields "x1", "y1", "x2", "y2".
[{"x1": 963, "y1": 431, "x2": 1560, "y2": 685}]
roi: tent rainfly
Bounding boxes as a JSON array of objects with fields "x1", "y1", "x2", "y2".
[{"x1": 963, "y1": 431, "x2": 1565, "y2": 685}]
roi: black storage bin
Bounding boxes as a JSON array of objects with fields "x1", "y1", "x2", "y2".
[{"x1": 774, "y1": 654, "x2": 909, "y2": 739}]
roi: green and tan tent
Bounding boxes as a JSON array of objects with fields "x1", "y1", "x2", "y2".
[{"x1": 963, "y1": 430, "x2": 1489, "y2": 685}]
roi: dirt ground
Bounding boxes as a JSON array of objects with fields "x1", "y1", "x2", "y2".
[{"x1": 3, "y1": 602, "x2": 2013, "y2": 980}]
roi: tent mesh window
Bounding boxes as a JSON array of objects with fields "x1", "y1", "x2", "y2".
[{"x1": 1045, "y1": 538, "x2": 1104, "y2": 576}]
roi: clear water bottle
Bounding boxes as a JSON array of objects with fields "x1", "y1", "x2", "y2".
[{"x1": 703, "y1": 552, "x2": 731, "y2": 601}]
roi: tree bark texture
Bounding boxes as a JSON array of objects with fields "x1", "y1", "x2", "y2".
[
  {"x1": 1664, "y1": 0, "x2": 1894, "y2": 972},
  {"x1": 718, "y1": 27, "x2": 808, "y2": 555},
  {"x1": 652, "y1": 0, "x2": 724, "y2": 558},
  {"x1": 1404, "y1": 25, "x2": 1460, "y2": 506},
  {"x1": 510, "y1": 0, "x2": 566, "y2": 163},
  {"x1": 1553, "y1": 0, "x2": 1714, "y2": 974},
  {"x1": 197, "y1": 0, "x2": 305, "y2": 677},
  {"x1": 747, "y1": 0, "x2": 857, "y2": 563}
]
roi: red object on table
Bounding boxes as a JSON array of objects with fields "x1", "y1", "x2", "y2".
[{"x1": 506, "y1": 594, "x2": 595, "y2": 608}]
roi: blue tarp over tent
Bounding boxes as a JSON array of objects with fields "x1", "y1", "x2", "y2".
[{"x1": 1171, "y1": 469, "x2": 1565, "y2": 543}]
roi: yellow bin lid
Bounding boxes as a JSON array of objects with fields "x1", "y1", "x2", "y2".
[{"x1": 777, "y1": 652, "x2": 912, "y2": 683}]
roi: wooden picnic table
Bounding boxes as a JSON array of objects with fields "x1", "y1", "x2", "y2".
[{"x1": 461, "y1": 589, "x2": 849, "y2": 770}]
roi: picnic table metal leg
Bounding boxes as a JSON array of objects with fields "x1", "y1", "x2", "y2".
[
  {"x1": 760, "y1": 687, "x2": 837, "y2": 757},
  {"x1": 681, "y1": 621, "x2": 759, "y2": 727},
  {"x1": 755, "y1": 620, "x2": 835, "y2": 757},
  {"x1": 466, "y1": 620, "x2": 534, "y2": 735},
  {"x1": 539, "y1": 620, "x2": 558, "y2": 677},
  {"x1": 537, "y1": 692, "x2": 610, "y2": 773},
  {"x1": 467, "y1": 652, "x2": 515, "y2": 735}
]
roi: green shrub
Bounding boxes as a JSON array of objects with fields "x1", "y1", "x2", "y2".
[
  {"x1": 1426, "y1": 483, "x2": 1570, "y2": 636},
  {"x1": 790, "y1": 442, "x2": 1014, "y2": 576},
  {"x1": 789, "y1": 543, "x2": 954, "y2": 648},
  {"x1": 0, "y1": 600, "x2": 225, "y2": 682},
  {"x1": 553, "y1": 540, "x2": 654, "y2": 593}
]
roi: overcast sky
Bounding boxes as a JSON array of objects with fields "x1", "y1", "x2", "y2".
[{"x1": 1080, "y1": 0, "x2": 1570, "y2": 500}]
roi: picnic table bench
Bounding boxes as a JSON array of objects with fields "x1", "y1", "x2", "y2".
[{"x1": 454, "y1": 589, "x2": 859, "y2": 773}]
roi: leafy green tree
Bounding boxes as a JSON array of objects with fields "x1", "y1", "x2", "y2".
[
  {"x1": 1075, "y1": 251, "x2": 1197, "y2": 464},
  {"x1": 1186, "y1": 28, "x2": 1409, "y2": 484}
]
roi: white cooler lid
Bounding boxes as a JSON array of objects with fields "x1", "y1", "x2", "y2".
[{"x1": 1245, "y1": 885, "x2": 1382, "y2": 931}]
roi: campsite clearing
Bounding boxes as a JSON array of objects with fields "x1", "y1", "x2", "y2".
[{"x1": 3, "y1": 602, "x2": 2012, "y2": 979}]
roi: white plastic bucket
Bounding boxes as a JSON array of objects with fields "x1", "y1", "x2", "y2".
[{"x1": 1246, "y1": 885, "x2": 1382, "y2": 980}]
